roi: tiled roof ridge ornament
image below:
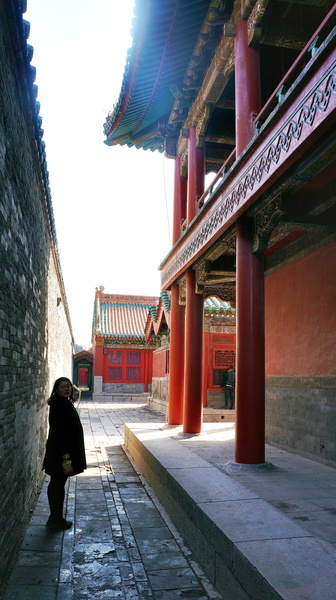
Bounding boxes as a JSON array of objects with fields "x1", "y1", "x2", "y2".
[
  {"x1": 150, "y1": 305, "x2": 157, "y2": 320},
  {"x1": 204, "y1": 296, "x2": 235, "y2": 314},
  {"x1": 95, "y1": 285, "x2": 105, "y2": 297},
  {"x1": 161, "y1": 290, "x2": 171, "y2": 312}
]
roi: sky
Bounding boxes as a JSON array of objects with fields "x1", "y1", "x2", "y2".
[{"x1": 25, "y1": 0, "x2": 175, "y2": 349}]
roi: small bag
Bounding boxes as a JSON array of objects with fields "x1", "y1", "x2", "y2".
[{"x1": 62, "y1": 458, "x2": 74, "y2": 475}]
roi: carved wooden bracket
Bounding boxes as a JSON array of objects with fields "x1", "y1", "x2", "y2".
[
  {"x1": 250, "y1": 193, "x2": 285, "y2": 253},
  {"x1": 205, "y1": 227, "x2": 236, "y2": 260},
  {"x1": 178, "y1": 277, "x2": 186, "y2": 305},
  {"x1": 204, "y1": 283, "x2": 236, "y2": 305},
  {"x1": 195, "y1": 259, "x2": 211, "y2": 294},
  {"x1": 196, "y1": 105, "x2": 211, "y2": 148},
  {"x1": 180, "y1": 151, "x2": 188, "y2": 177},
  {"x1": 247, "y1": 0, "x2": 270, "y2": 47}
]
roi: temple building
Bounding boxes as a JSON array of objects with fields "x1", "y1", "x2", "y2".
[
  {"x1": 92, "y1": 286, "x2": 159, "y2": 394},
  {"x1": 104, "y1": 1, "x2": 336, "y2": 467},
  {"x1": 146, "y1": 293, "x2": 236, "y2": 413}
]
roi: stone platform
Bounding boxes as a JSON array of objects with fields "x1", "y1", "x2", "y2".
[{"x1": 124, "y1": 421, "x2": 336, "y2": 600}]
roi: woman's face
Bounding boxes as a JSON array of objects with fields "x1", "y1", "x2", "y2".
[{"x1": 57, "y1": 380, "x2": 72, "y2": 398}]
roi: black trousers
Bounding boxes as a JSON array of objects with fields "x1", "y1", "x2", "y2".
[
  {"x1": 47, "y1": 469, "x2": 68, "y2": 522},
  {"x1": 225, "y1": 386, "x2": 235, "y2": 409}
]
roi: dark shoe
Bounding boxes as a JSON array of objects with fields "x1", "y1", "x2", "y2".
[{"x1": 46, "y1": 518, "x2": 72, "y2": 531}]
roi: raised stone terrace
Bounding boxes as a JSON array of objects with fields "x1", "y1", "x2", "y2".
[{"x1": 3, "y1": 397, "x2": 336, "y2": 600}]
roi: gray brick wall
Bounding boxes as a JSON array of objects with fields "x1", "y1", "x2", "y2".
[
  {"x1": 0, "y1": 2, "x2": 73, "y2": 590},
  {"x1": 47, "y1": 253, "x2": 73, "y2": 389},
  {"x1": 266, "y1": 377, "x2": 336, "y2": 467}
]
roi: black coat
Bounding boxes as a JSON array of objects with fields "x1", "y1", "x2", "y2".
[
  {"x1": 43, "y1": 394, "x2": 87, "y2": 476},
  {"x1": 221, "y1": 369, "x2": 235, "y2": 388}
]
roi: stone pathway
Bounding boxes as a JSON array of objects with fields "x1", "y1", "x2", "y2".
[{"x1": 3, "y1": 399, "x2": 222, "y2": 600}]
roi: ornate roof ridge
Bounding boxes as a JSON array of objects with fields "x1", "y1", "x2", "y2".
[{"x1": 204, "y1": 296, "x2": 235, "y2": 314}]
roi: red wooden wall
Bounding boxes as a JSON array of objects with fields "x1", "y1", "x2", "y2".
[
  {"x1": 265, "y1": 241, "x2": 336, "y2": 377},
  {"x1": 152, "y1": 348, "x2": 168, "y2": 378}
]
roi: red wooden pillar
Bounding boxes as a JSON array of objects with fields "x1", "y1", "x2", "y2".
[
  {"x1": 235, "y1": 19, "x2": 261, "y2": 156},
  {"x1": 94, "y1": 339, "x2": 104, "y2": 376},
  {"x1": 168, "y1": 283, "x2": 185, "y2": 424},
  {"x1": 187, "y1": 128, "x2": 205, "y2": 223},
  {"x1": 202, "y1": 329, "x2": 210, "y2": 407},
  {"x1": 235, "y1": 216, "x2": 265, "y2": 464},
  {"x1": 172, "y1": 156, "x2": 187, "y2": 245},
  {"x1": 143, "y1": 349, "x2": 149, "y2": 393},
  {"x1": 183, "y1": 269, "x2": 204, "y2": 433},
  {"x1": 148, "y1": 349, "x2": 153, "y2": 392}
]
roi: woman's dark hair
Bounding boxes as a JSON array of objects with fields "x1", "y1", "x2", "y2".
[{"x1": 48, "y1": 377, "x2": 74, "y2": 404}]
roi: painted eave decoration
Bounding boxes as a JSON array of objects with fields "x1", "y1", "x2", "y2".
[{"x1": 103, "y1": 0, "x2": 214, "y2": 152}]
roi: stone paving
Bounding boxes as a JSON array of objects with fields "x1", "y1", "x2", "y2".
[
  {"x1": 3, "y1": 399, "x2": 222, "y2": 600},
  {"x1": 176, "y1": 422, "x2": 336, "y2": 547}
]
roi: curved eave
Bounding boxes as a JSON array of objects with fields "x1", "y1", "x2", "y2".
[{"x1": 104, "y1": 0, "x2": 210, "y2": 152}]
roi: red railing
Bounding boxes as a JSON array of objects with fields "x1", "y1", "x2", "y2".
[
  {"x1": 254, "y1": 4, "x2": 336, "y2": 127},
  {"x1": 197, "y1": 147, "x2": 236, "y2": 211},
  {"x1": 194, "y1": 4, "x2": 336, "y2": 217}
]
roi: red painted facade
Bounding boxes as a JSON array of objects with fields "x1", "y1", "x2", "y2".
[
  {"x1": 92, "y1": 289, "x2": 158, "y2": 393},
  {"x1": 152, "y1": 348, "x2": 169, "y2": 379},
  {"x1": 150, "y1": 294, "x2": 236, "y2": 408},
  {"x1": 265, "y1": 241, "x2": 336, "y2": 377},
  {"x1": 205, "y1": 332, "x2": 236, "y2": 391}
]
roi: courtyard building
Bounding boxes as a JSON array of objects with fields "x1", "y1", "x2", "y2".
[
  {"x1": 92, "y1": 286, "x2": 159, "y2": 395},
  {"x1": 104, "y1": 0, "x2": 336, "y2": 467}
]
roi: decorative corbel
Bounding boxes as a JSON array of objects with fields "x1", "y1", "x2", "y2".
[
  {"x1": 196, "y1": 105, "x2": 211, "y2": 148},
  {"x1": 250, "y1": 193, "x2": 285, "y2": 253},
  {"x1": 205, "y1": 282, "x2": 236, "y2": 304},
  {"x1": 180, "y1": 150, "x2": 188, "y2": 177},
  {"x1": 206, "y1": 227, "x2": 236, "y2": 261},
  {"x1": 195, "y1": 259, "x2": 211, "y2": 294},
  {"x1": 164, "y1": 136, "x2": 178, "y2": 159},
  {"x1": 223, "y1": 24, "x2": 236, "y2": 37},
  {"x1": 241, "y1": 0, "x2": 259, "y2": 19},
  {"x1": 247, "y1": 0, "x2": 270, "y2": 47},
  {"x1": 178, "y1": 277, "x2": 186, "y2": 305}
]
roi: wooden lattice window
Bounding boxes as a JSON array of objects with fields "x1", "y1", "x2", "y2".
[
  {"x1": 127, "y1": 351, "x2": 140, "y2": 365},
  {"x1": 126, "y1": 367, "x2": 140, "y2": 381},
  {"x1": 108, "y1": 350, "x2": 122, "y2": 364},
  {"x1": 108, "y1": 366, "x2": 122, "y2": 380},
  {"x1": 214, "y1": 350, "x2": 235, "y2": 368}
]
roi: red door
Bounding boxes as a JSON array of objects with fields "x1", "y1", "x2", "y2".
[{"x1": 78, "y1": 368, "x2": 89, "y2": 386}]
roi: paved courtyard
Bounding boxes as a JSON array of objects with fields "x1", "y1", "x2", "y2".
[
  {"x1": 4, "y1": 397, "x2": 336, "y2": 600},
  {"x1": 3, "y1": 398, "x2": 222, "y2": 600}
]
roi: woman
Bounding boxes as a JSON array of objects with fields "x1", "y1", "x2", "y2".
[{"x1": 43, "y1": 377, "x2": 86, "y2": 530}]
